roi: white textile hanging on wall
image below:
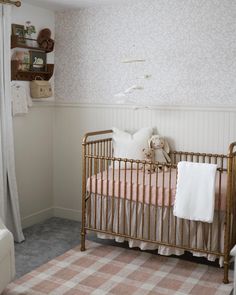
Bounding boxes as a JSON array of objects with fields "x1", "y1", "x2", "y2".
[
  {"x1": 11, "y1": 83, "x2": 32, "y2": 116},
  {"x1": 0, "y1": 4, "x2": 24, "y2": 242}
]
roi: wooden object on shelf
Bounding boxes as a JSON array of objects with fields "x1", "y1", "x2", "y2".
[
  {"x1": 11, "y1": 60, "x2": 54, "y2": 81},
  {"x1": 37, "y1": 28, "x2": 54, "y2": 53},
  {"x1": 11, "y1": 35, "x2": 43, "y2": 51}
]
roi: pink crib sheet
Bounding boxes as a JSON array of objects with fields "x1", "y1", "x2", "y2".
[{"x1": 87, "y1": 168, "x2": 228, "y2": 211}]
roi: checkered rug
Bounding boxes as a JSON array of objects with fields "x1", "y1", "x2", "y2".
[{"x1": 4, "y1": 241, "x2": 233, "y2": 295}]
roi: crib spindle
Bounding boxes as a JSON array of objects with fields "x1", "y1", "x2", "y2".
[
  {"x1": 161, "y1": 168, "x2": 165, "y2": 242},
  {"x1": 135, "y1": 163, "x2": 140, "y2": 238},
  {"x1": 154, "y1": 168, "x2": 159, "y2": 242},
  {"x1": 168, "y1": 166, "x2": 172, "y2": 244},
  {"x1": 123, "y1": 161, "x2": 127, "y2": 235},
  {"x1": 89, "y1": 145, "x2": 92, "y2": 228},
  {"x1": 129, "y1": 161, "x2": 133, "y2": 237},
  {"x1": 195, "y1": 221, "x2": 198, "y2": 249},
  {"x1": 100, "y1": 158, "x2": 104, "y2": 230},
  {"x1": 94, "y1": 157, "x2": 98, "y2": 230},
  {"x1": 106, "y1": 158, "x2": 109, "y2": 231},
  {"x1": 111, "y1": 160, "x2": 115, "y2": 233},
  {"x1": 96, "y1": 142, "x2": 99, "y2": 157},
  {"x1": 117, "y1": 160, "x2": 121, "y2": 234},
  {"x1": 188, "y1": 220, "x2": 191, "y2": 248},
  {"x1": 142, "y1": 163, "x2": 146, "y2": 239},
  {"x1": 148, "y1": 168, "x2": 152, "y2": 240}
]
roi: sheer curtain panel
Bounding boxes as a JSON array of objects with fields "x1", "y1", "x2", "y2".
[{"x1": 0, "y1": 4, "x2": 24, "y2": 242}]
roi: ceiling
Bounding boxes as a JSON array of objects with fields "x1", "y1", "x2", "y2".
[{"x1": 22, "y1": 0, "x2": 127, "y2": 11}]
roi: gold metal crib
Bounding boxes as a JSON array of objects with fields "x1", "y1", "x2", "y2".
[{"x1": 81, "y1": 129, "x2": 236, "y2": 284}]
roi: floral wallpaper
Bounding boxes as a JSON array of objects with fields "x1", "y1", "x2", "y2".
[{"x1": 55, "y1": 0, "x2": 236, "y2": 106}]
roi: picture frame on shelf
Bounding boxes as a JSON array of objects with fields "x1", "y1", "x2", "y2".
[
  {"x1": 11, "y1": 51, "x2": 30, "y2": 71},
  {"x1": 11, "y1": 24, "x2": 25, "y2": 44},
  {"x1": 30, "y1": 50, "x2": 47, "y2": 72}
]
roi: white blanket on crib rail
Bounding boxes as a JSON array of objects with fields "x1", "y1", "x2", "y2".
[{"x1": 173, "y1": 161, "x2": 217, "y2": 223}]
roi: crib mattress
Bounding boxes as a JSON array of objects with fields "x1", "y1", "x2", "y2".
[{"x1": 87, "y1": 168, "x2": 228, "y2": 211}]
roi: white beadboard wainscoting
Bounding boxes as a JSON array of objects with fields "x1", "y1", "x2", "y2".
[
  {"x1": 13, "y1": 105, "x2": 54, "y2": 228},
  {"x1": 12, "y1": 103, "x2": 236, "y2": 226},
  {"x1": 52, "y1": 103, "x2": 236, "y2": 222}
]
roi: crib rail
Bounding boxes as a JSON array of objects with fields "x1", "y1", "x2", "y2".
[
  {"x1": 81, "y1": 130, "x2": 236, "y2": 284},
  {"x1": 83, "y1": 129, "x2": 229, "y2": 167}
]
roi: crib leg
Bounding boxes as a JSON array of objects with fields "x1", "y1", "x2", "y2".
[
  {"x1": 80, "y1": 202, "x2": 86, "y2": 252},
  {"x1": 81, "y1": 231, "x2": 86, "y2": 252},
  {"x1": 80, "y1": 195, "x2": 86, "y2": 252},
  {"x1": 223, "y1": 261, "x2": 229, "y2": 284}
]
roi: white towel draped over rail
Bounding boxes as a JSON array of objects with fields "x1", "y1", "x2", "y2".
[{"x1": 173, "y1": 161, "x2": 217, "y2": 223}]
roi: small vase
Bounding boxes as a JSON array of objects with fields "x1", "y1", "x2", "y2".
[{"x1": 25, "y1": 34, "x2": 33, "y2": 47}]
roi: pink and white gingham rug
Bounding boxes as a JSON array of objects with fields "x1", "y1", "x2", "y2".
[{"x1": 3, "y1": 241, "x2": 233, "y2": 295}]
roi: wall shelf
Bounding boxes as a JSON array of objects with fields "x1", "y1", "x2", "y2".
[
  {"x1": 11, "y1": 32, "x2": 54, "y2": 81},
  {"x1": 11, "y1": 35, "x2": 53, "y2": 53},
  {"x1": 11, "y1": 60, "x2": 54, "y2": 81}
]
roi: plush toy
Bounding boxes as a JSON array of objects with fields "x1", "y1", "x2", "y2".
[
  {"x1": 142, "y1": 147, "x2": 155, "y2": 173},
  {"x1": 148, "y1": 135, "x2": 171, "y2": 166}
]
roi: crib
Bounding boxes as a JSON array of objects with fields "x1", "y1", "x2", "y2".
[{"x1": 80, "y1": 129, "x2": 236, "y2": 284}]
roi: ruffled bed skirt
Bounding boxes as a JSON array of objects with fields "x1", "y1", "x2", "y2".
[{"x1": 87, "y1": 193, "x2": 226, "y2": 267}]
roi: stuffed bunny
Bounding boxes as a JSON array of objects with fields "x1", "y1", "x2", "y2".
[
  {"x1": 142, "y1": 147, "x2": 155, "y2": 173},
  {"x1": 148, "y1": 135, "x2": 171, "y2": 165}
]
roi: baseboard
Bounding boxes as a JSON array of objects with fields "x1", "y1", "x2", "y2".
[
  {"x1": 53, "y1": 207, "x2": 82, "y2": 222},
  {"x1": 21, "y1": 207, "x2": 54, "y2": 229},
  {"x1": 21, "y1": 207, "x2": 82, "y2": 228}
]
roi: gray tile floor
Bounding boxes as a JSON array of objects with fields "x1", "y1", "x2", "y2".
[{"x1": 14, "y1": 217, "x2": 233, "y2": 295}]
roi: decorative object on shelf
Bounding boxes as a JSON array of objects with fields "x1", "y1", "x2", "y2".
[
  {"x1": 24, "y1": 21, "x2": 36, "y2": 37},
  {"x1": 11, "y1": 23, "x2": 25, "y2": 45},
  {"x1": 11, "y1": 34, "x2": 38, "y2": 50},
  {"x1": 11, "y1": 22, "x2": 38, "y2": 48},
  {"x1": 37, "y1": 28, "x2": 54, "y2": 53},
  {"x1": 24, "y1": 21, "x2": 36, "y2": 47},
  {"x1": 11, "y1": 50, "x2": 30, "y2": 71},
  {"x1": 30, "y1": 76, "x2": 52, "y2": 99},
  {"x1": 30, "y1": 50, "x2": 46, "y2": 72},
  {"x1": 11, "y1": 60, "x2": 54, "y2": 81},
  {"x1": 11, "y1": 24, "x2": 54, "y2": 82}
]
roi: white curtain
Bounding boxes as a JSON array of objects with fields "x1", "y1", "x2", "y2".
[{"x1": 0, "y1": 4, "x2": 24, "y2": 242}]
